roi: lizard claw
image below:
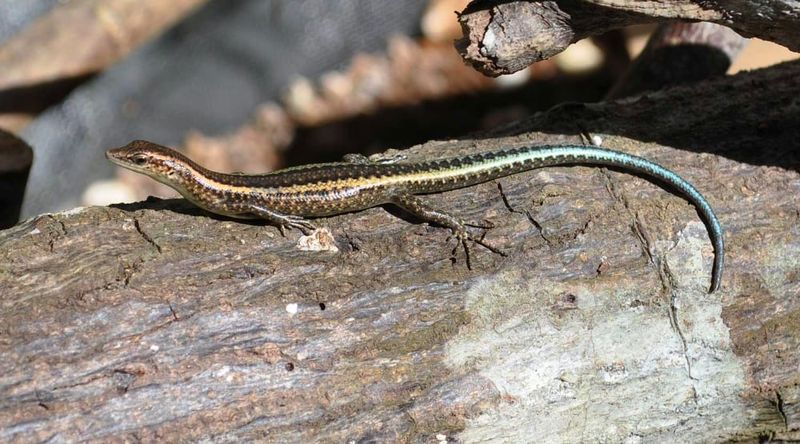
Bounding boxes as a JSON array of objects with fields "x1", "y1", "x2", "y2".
[
  {"x1": 277, "y1": 215, "x2": 317, "y2": 236},
  {"x1": 286, "y1": 216, "x2": 317, "y2": 235},
  {"x1": 447, "y1": 226, "x2": 506, "y2": 269}
]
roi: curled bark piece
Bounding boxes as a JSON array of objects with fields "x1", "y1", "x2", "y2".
[{"x1": 458, "y1": 0, "x2": 799, "y2": 76}]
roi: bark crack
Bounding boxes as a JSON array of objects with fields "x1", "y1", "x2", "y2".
[
  {"x1": 133, "y1": 216, "x2": 162, "y2": 254},
  {"x1": 599, "y1": 169, "x2": 656, "y2": 270},
  {"x1": 497, "y1": 182, "x2": 553, "y2": 247},
  {"x1": 775, "y1": 390, "x2": 788, "y2": 431},
  {"x1": 663, "y1": 259, "x2": 696, "y2": 382},
  {"x1": 599, "y1": 170, "x2": 695, "y2": 381},
  {"x1": 168, "y1": 301, "x2": 179, "y2": 321},
  {"x1": 118, "y1": 216, "x2": 163, "y2": 288},
  {"x1": 50, "y1": 372, "x2": 108, "y2": 393}
]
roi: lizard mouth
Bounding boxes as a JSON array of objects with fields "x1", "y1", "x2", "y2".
[
  {"x1": 105, "y1": 147, "x2": 127, "y2": 165},
  {"x1": 105, "y1": 143, "x2": 148, "y2": 165},
  {"x1": 105, "y1": 148, "x2": 153, "y2": 178}
]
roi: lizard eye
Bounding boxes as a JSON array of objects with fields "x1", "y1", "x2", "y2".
[{"x1": 130, "y1": 154, "x2": 148, "y2": 165}]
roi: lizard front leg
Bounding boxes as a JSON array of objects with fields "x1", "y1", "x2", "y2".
[{"x1": 247, "y1": 204, "x2": 316, "y2": 236}]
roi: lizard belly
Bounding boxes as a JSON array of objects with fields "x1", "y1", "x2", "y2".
[{"x1": 264, "y1": 186, "x2": 394, "y2": 217}]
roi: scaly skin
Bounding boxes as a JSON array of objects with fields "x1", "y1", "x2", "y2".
[{"x1": 106, "y1": 140, "x2": 724, "y2": 292}]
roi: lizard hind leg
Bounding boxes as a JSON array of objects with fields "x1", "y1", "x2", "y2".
[
  {"x1": 341, "y1": 153, "x2": 372, "y2": 164},
  {"x1": 389, "y1": 194, "x2": 505, "y2": 269}
]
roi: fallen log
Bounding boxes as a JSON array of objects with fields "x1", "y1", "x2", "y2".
[{"x1": 1, "y1": 60, "x2": 799, "y2": 442}]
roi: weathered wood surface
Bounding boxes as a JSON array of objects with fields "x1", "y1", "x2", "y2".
[
  {"x1": 458, "y1": 0, "x2": 800, "y2": 76},
  {"x1": 1, "y1": 60, "x2": 800, "y2": 442}
]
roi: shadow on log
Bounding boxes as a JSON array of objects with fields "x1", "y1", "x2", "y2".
[{"x1": 1, "y1": 61, "x2": 800, "y2": 441}]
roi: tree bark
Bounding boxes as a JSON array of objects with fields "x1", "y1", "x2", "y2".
[
  {"x1": 1, "y1": 60, "x2": 799, "y2": 442},
  {"x1": 458, "y1": 0, "x2": 799, "y2": 76}
]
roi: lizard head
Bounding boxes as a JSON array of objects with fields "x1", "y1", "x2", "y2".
[{"x1": 106, "y1": 140, "x2": 198, "y2": 186}]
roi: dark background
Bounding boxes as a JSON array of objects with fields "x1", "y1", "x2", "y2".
[{"x1": 5, "y1": 0, "x2": 428, "y2": 217}]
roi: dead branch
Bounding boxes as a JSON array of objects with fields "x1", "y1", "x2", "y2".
[{"x1": 457, "y1": 0, "x2": 798, "y2": 76}]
